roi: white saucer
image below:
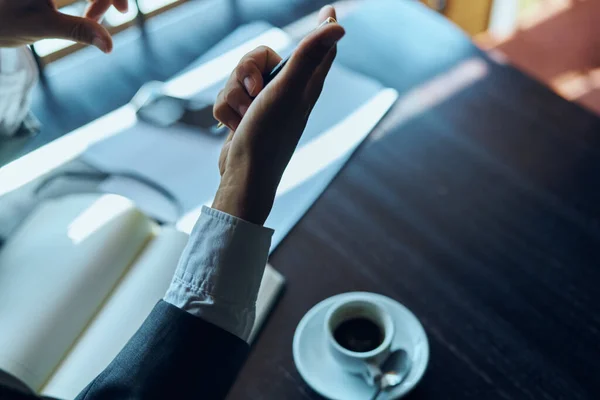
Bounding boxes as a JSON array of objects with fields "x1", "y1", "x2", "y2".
[{"x1": 293, "y1": 292, "x2": 429, "y2": 400}]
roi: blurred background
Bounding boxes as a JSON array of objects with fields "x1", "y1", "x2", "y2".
[
  {"x1": 477, "y1": 0, "x2": 600, "y2": 116},
  {"x1": 2, "y1": 0, "x2": 599, "y2": 166}
]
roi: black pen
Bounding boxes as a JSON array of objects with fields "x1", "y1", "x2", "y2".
[{"x1": 217, "y1": 16, "x2": 337, "y2": 129}]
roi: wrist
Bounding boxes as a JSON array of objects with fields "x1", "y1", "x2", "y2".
[{"x1": 212, "y1": 170, "x2": 275, "y2": 226}]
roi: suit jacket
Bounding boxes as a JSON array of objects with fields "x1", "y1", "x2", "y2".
[{"x1": 0, "y1": 300, "x2": 250, "y2": 400}]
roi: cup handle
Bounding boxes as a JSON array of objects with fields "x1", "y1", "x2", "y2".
[{"x1": 362, "y1": 362, "x2": 382, "y2": 386}]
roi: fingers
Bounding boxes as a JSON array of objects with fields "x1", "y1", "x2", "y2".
[
  {"x1": 31, "y1": 0, "x2": 127, "y2": 52},
  {"x1": 279, "y1": 10, "x2": 344, "y2": 90},
  {"x1": 214, "y1": 90, "x2": 244, "y2": 131},
  {"x1": 213, "y1": 6, "x2": 344, "y2": 131},
  {"x1": 318, "y1": 4, "x2": 337, "y2": 24},
  {"x1": 43, "y1": 11, "x2": 113, "y2": 53},
  {"x1": 214, "y1": 46, "x2": 283, "y2": 129},
  {"x1": 85, "y1": 0, "x2": 129, "y2": 21},
  {"x1": 113, "y1": 0, "x2": 130, "y2": 12},
  {"x1": 304, "y1": 6, "x2": 339, "y2": 102},
  {"x1": 225, "y1": 80, "x2": 253, "y2": 117},
  {"x1": 305, "y1": 45, "x2": 336, "y2": 104},
  {"x1": 234, "y1": 46, "x2": 282, "y2": 97}
]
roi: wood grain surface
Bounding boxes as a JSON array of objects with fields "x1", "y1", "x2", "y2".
[{"x1": 228, "y1": 2, "x2": 600, "y2": 399}]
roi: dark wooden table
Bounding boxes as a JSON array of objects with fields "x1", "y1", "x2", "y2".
[{"x1": 229, "y1": 1, "x2": 600, "y2": 399}]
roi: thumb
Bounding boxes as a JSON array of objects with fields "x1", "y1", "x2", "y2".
[{"x1": 44, "y1": 11, "x2": 113, "y2": 53}]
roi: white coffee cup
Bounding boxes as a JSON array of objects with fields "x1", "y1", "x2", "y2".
[{"x1": 325, "y1": 298, "x2": 395, "y2": 380}]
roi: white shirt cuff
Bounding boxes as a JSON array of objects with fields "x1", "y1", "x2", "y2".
[{"x1": 164, "y1": 206, "x2": 273, "y2": 342}]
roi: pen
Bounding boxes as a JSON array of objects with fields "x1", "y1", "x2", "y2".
[{"x1": 217, "y1": 16, "x2": 337, "y2": 129}]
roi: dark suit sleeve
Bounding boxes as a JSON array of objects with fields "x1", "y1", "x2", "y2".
[{"x1": 75, "y1": 300, "x2": 250, "y2": 400}]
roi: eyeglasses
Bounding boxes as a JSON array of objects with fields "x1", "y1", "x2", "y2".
[{"x1": 131, "y1": 81, "x2": 226, "y2": 135}]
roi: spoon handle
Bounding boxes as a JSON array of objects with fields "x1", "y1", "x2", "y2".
[{"x1": 370, "y1": 387, "x2": 382, "y2": 400}]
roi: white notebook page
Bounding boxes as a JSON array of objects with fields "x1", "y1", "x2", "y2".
[{"x1": 0, "y1": 194, "x2": 153, "y2": 391}]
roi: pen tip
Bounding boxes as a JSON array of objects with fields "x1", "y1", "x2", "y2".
[{"x1": 317, "y1": 16, "x2": 337, "y2": 29}]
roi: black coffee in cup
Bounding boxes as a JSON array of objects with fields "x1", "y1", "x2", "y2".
[{"x1": 333, "y1": 317, "x2": 384, "y2": 353}]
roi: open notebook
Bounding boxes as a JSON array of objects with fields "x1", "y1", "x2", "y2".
[{"x1": 0, "y1": 194, "x2": 284, "y2": 399}]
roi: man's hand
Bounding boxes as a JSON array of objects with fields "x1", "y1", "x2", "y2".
[
  {"x1": 212, "y1": 5, "x2": 345, "y2": 225},
  {"x1": 0, "y1": 0, "x2": 129, "y2": 53}
]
